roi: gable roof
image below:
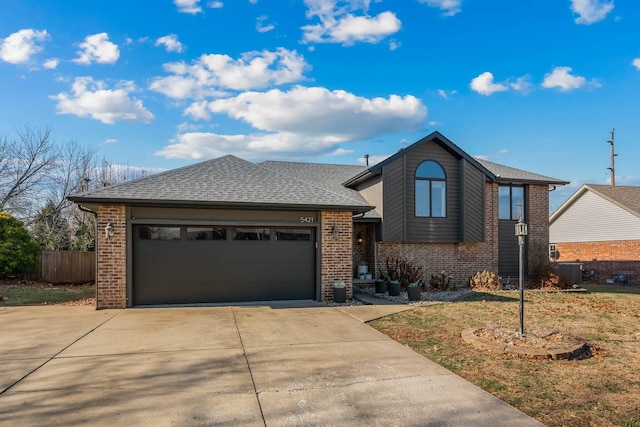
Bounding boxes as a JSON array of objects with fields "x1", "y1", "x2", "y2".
[
  {"x1": 343, "y1": 131, "x2": 568, "y2": 187},
  {"x1": 550, "y1": 184, "x2": 640, "y2": 223},
  {"x1": 69, "y1": 155, "x2": 373, "y2": 212}
]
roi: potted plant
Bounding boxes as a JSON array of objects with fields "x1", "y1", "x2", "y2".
[
  {"x1": 357, "y1": 261, "x2": 368, "y2": 278},
  {"x1": 388, "y1": 280, "x2": 401, "y2": 296},
  {"x1": 333, "y1": 281, "x2": 347, "y2": 303},
  {"x1": 365, "y1": 272, "x2": 373, "y2": 280},
  {"x1": 407, "y1": 282, "x2": 421, "y2": 301},
  {"x1": 375, "y1": 279, "x2": 386, "y2": 293}
]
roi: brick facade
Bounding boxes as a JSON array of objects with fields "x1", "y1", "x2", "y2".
[
  {"x1": 555, "y1": 240, "x2": 640, "y2": 282},
  {"x1": 527, "y1": 184, "x2": 551, "y2": 272},
  {"x1": 320, "y1": 211, "x2": 353, "y2": 301},
  {"x1": 96, "y1": 205, "x2": 127, "y2": 309}
]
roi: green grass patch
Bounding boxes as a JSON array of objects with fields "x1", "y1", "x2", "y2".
[{"x1": 0, "y1": 284, "x2": 94, "y2": 306}]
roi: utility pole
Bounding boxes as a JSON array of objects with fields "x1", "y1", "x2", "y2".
[{"x1": 608, "y1": 128, "x2": 616, "y2": 187}]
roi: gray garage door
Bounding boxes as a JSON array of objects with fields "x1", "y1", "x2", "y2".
[{"x1": 133, "y1": 225, "x2": 316, "y2": 305}]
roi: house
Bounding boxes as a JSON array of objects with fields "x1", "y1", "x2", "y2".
[
  {"x1": 550, "y1": 184, "x2": 640, "y2": 282},
  {"x1": 69, "y1": 131, "x2": 567, "y2": 309}
]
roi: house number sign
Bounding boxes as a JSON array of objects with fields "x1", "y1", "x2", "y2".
[{"x1": 300, "y1": 216, "x2": 316, "y2": 223}]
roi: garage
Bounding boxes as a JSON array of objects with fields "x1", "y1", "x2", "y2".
[{"x1": 132, "y1": 224, "x2": 316, "y2": 305}]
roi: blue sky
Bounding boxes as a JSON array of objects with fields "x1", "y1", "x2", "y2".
[{"x1": 1, "y1": 0, "x2": 638, "y2": 211}]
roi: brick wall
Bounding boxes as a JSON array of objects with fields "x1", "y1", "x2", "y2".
[
  {"x1": 528, "y1": 184, "x2": 551, "y2": 272},
  {"x1": 96, "y1": 205, "x2": 127, "y2": 309},
  {"x1": 555, "y1": 240, "x2": 640, "y2": 281},
  {"x1": 321, "y1": 211, "x2": 353, "y2": 301}
]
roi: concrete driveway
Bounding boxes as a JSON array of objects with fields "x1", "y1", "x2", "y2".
[{"x1": 0, "y1": 305, "x2": 543, "y2": 426}]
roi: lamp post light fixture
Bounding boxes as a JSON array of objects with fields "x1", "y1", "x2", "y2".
[
  {"x1": 515, "y1": 218, "x2": 528, "y2": 336},
  {"x1": 331, "y1": 224, "x2": 339, "y2": 240}
]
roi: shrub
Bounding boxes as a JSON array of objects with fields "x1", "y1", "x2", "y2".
[
  {"x1": 528, "y1": 245, "x2": 573, "y2": 290},
  {"x1": 0, "y1": 212, "x2": 40, "y2": 278},
  {"x1": 468, "y1": 270, "x2": 503, "y2": 291},
  {"x1": 379, "y1": 253, "x2": 424, "y2": 290},
  {"x1": 429, "y1": 271, "x2": 453, "y2": 291}
]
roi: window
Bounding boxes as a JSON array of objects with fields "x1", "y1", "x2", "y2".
[
  {"x1": 187, "y1": 227, "x2": 226, "y2": 240},
  {"x1": 233, "y1": 228, "x2": 270, "y2": 241},
  {"x1": 415, "y1": 161, "x2": 446, "y2": 217},
  {"x1": 138, "y1": 226, "x2": 181, "y2": 240},
  {"x1": 498, "y1": 186, "x2": 525, "y2": 220},
  {"x1": 275, "y1": 229, "x2": 312, "y2": 241}
]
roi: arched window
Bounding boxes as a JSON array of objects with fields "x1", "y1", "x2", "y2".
[{"x1": 415, "y1": 161, "x2": 446, "y2": 217}]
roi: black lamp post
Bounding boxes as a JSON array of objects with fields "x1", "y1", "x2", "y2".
[{"x1": 515, "y1": 218, "x2": 528, "y2": 336}]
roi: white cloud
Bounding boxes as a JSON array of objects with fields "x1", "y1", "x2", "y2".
[
  {"x1": 0, "y1": 28, "x2": 49, "y2": 64},
  {"x1": 156, "y1": 34, "x2": 185, "y2": 53},
  {"x1": 330, "y1": 148, "x2": 354, "y2": 156},
  {"x1": 357, "y1": 153, "x2": 390, "y2": 165},
  {"x1": 160, "y1": 86, "x2": 426, "y2": 160},
  {"x1": 499, "y1": 149, "x2": 509, "y2": 155},
  {"x1": 469, "y1": 72, "x2": 508, "y2": 95},
  {"x1": 174, "y1": 0, "x2": 202, "y2": 14},
  {"x1": 301, "y1": 0, "x2": 401, "y2": 45},
  {"x1": 51, "y1": 77, "x2": 155, "y2": 124},
  {"x1": 104, "y1": 138, "x2": 118, "y2": 144},
  {"x1": 389, "y1": 39, "x2": 400, "y2": 50},
  {"x1": 541, "y1": 66, "x2": 588, "y2": 91},
  {"x1": 437, "y1": 89, "x2": 457, "y2": 99},
  {"x1": 510, "y1": 75, "x2": 532, "y2": 93},
  {"x1": 208, "y1": 1, "x2": 223, "y2": 8},
  {"x1": 570, "y1": 0, "x2": 614, "y2": 25},
  {"x1": 419, "y1": 0, "x2": 462, "y2": 16},
  {"x1": 256, "y1": 15, "x2": 276, "y2": 33},
  {"x1": 43, "y1": 58, "x2": 59, "y2": 69},
  {"x1": 632, "y1": 58, "x2": 640, "y2": 70},
  {"x1": 73, "y1": 33, "x2": 119, "y2": 65},
  {"x1": 150, "y1": 48, "x2": 309, "y2": 99}
]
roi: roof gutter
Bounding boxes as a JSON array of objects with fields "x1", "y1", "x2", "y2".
[{"x1": 76, "y1": 204, "x2": 99, "y2": 310}]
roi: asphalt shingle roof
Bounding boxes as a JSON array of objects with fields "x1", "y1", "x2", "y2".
[
  {"x1": 475, "y1": 158, "x2": 568, "y2": 185},
  {"x1": 69, "y1": 155, "x2": 373, "y2": 211}
]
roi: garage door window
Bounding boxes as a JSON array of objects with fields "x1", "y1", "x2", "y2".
[
  {"x1": 187, "y1": 227, "x2": 226, "y2": 240},
  {"x1": 138, "y1": 226, "x2": 181, "y2": 240},
  {"x1": 275, "y1": 229, "x2": 311, "y2": 241},
  {"x1": 233, "y1": 228, "x2": 270, "y2": 241}
]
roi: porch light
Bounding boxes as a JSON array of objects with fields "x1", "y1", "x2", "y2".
[
  {"x1": 105, "y1": 222, "x2": 114, "y2": 240},
  {"x1": 356, "y1": 232, "x2": 364, "y2": 245},
  {"x1": 515, "y1": 219, "x2": 528, "y2": 244},
  {"x1": 331, "y1": 224, "x2": 339, "y2": 240}
]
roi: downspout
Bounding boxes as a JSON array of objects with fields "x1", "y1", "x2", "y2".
[{"x1": 78, "y1": 204, "x2": 98, "y2": 310}]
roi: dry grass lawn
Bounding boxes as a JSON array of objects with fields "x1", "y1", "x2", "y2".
[{"x1": 370, "y1": 284, "x2": 640, "y2": 427}]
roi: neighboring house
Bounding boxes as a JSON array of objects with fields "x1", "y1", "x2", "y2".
[
  {"x1": 69, "y1": 131, "x2": 567, "y2": 309},
  {"x1": 550, "y1": 184, "x2": 640, "y2": 282}
]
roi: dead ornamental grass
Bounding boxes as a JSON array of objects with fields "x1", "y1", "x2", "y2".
[{"x1": 370, "y1": 285, "x2": 640, "y2": 427}]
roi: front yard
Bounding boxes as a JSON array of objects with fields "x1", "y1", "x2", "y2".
[
  {"x1": 0, "y1": 280, "x2": 95, "y2": 306},
  {"x1": 371, "y1": 284, "x2": 640, "y2": 427}
]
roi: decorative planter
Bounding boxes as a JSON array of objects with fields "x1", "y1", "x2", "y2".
[
  {"x1": 365, "y1": 273, "x2": 373, "y2": 280},
  {"x1": 359, "y1": 272, "x2": 366, "y2": 280},
  {"x1": 375, "y1": 279, "x2": 387, "y2": 293},
  {"x1": 407, "y1": 286, "x2": 421, "y2": 301},
  {"x1": 388, "y1": 281, "x2": 401, "y2": 296},
  {"x1": 333, "y1": 287, "x2": 347, "y2": 303},
  {"x1": 357, "y1": 264, "x2": 368, "y2": 276}
]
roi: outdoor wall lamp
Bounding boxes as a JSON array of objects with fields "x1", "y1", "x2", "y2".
[
  {"x1": 356, "y1": 232, "x2": 364, "y2": 245},
  {"x1": 331, "y1": 224, "x2": 339, "y2": 240},
  {"x1": 105, "y1": 222, "x2": 114, "y2": 240}
]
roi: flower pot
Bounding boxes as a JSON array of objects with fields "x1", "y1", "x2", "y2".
[
  {"x1": 358, "y1": 273, "x2": 366, "y2": 280},
  {"x1": 357, "y1": 264, "x2": 368, "y2": 276},
  {"x1": 365, "y1": 273, "x2": 373, "y2": 280},
  {"x1": 407, "y1": 286, "x2": 421, "y2": 301},
  {"x1": 388, "y1": 281, "x2": 401, "y2": 296},
  {"x1": 333, "y1": 287, "x2": 347, "y2": 303},
  {"x1": 375, "y1": 279, "x2": 386, "y2": 293}
]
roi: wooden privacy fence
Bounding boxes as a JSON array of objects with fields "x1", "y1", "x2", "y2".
[{"x1": 40, "y1": 251, "x2": 95, "y2": 284}]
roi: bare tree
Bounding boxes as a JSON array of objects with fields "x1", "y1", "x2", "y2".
[{"x1": 0, "y1": 125, "x2": 58, "y2": 220}]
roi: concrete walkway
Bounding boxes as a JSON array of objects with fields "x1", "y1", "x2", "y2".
[{"x1": 0, "y1": 305, "x2": 544, "y2": 426}]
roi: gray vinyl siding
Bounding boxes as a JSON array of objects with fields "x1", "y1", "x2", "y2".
[
  {"x1": 460, "y1": 160, "x2": 485, "y2": 242},
  {"x1": 498, "y1": 220, "x2": 520, "y2": 277},
  {"x1": 356, "y1": 177, "x2": 383, "y2": 219},
  {"x1": 405, "y1": 143, "x2": 460, "y2": 242},
  {"x1": 550, "y1": 191, "x2": 640, "y2": 242},
  {"x1": 382, "y1": 159, "x2": 405, "y2": 241}
]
